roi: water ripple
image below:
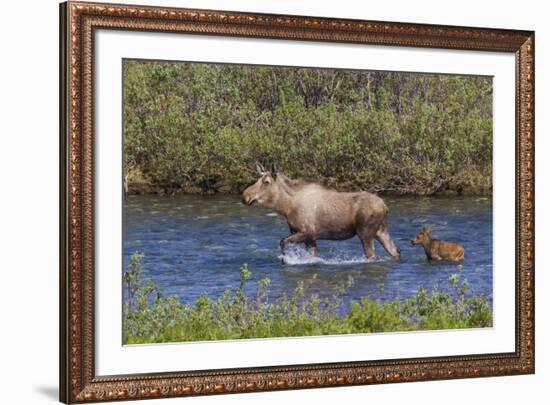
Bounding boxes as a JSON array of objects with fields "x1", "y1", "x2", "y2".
[{"x1": 123, "y1": 194, "x2": 493, "y2": 311}]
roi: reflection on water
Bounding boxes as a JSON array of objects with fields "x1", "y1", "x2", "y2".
[{"x1": 123, "y1": 194, "x2": 492, "y2": 311}]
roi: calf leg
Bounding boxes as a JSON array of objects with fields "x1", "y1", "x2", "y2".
[{"x1": 280, "y1": 232, "x2": 311, "y2": 255}]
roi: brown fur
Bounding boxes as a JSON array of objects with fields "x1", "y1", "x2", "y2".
[
  {"x1": 242, "y1": 163, "x2": 400, "y2": 259},
  {"x1": 410, "y1": 227, "x2": 464, "y2": 262}
]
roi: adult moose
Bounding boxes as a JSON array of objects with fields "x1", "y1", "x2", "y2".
[{"x1": 242, "y1": 163, "x2": 400, "y2": 260}]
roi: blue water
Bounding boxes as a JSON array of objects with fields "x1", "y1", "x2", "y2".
[{"x1": 123, "y1": 195, "x2": 493, "y2": 311}]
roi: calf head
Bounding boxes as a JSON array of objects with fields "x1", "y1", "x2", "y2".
[{"x1": 411, "y1": 227, "x2": 431, "y2": 245}]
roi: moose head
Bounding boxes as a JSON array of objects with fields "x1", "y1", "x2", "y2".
[{"x1": 241, "y1": 162, "x2": 279, "y2": 207}]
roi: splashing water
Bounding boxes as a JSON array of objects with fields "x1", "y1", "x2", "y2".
[{"x1": 279, "y1": 245, "x2": 387, "y2": 266}]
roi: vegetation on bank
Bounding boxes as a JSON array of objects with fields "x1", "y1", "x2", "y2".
[
  {"x1": 123, "y1": 253, "x2": 492, "y2": 344},
  {"x1": 123, "y1": 61, "x2": 493, "y2": 196}
]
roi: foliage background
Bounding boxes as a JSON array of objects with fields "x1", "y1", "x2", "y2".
[{"x1": 123, "y1": 60, "x2": 493, "y2": 195}]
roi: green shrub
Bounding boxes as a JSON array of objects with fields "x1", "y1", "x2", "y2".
[
  {"x1": 123, "y1": 254, "x2": 493, "y2": 344},
  {"x1": 123, "y1": 61, "x2": 493, "y2": 195}
]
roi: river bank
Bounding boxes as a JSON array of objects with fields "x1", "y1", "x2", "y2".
[{"x1": 126, "y1": 175, "x2": 492, "y2": 197}]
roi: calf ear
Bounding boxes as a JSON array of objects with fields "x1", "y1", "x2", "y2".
[{"x1": 271, "y1": 162, "x2": 277, "y2": 179}]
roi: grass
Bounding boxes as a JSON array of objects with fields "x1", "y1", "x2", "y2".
[{"x1": 123, "y1": 253, "x2": 492, "y2": 344}]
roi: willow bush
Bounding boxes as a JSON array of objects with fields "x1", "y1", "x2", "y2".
[{"x1": 124, "y1": 61, "x2": 492, "y2": 195}]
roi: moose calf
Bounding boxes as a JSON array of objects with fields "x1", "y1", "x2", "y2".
[{"x1": 411, "y1": 227, "x2": 464, "y2": 262}]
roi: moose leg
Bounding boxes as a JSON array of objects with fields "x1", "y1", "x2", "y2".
[
  {"x1": 359, "y1": 237, "x2": 376, "y2": 259},
  {"x1": 357, "y1": 211, "x2": 382, "y2": 259},
  {"x1": 280, "y1": 232, "x2": 310, "y2": 255},
  {"x1": 376, "y1": 227, "x2": 401, "y2": 259},
  {"x1": 305, "y1": 240, "x2": 318, "y2": 257}
]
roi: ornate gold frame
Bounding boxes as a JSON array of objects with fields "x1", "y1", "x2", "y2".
[{"x1": 59, "y1": 1, "x2": 535, "y2": 403}]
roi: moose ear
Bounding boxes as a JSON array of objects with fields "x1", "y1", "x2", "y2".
[
  {"x1": 271, "y1": 163, "x2": 277, "y2": 179},
  {"x1": 255, "y1": 162, "x2": 266, "y2": 175}
]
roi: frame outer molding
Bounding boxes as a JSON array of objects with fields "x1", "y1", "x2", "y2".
[{"x1": 60, "y1": 1, "x2": 535, "y2": 403}]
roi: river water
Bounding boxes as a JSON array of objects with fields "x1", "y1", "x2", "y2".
[{"x1": 123, "y1": 194, "x2": 492, "y2": 310}]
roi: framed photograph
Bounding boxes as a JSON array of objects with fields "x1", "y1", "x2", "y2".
[{"x1": 59, "y1": 1, "x2": 535, "y2": 402}]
